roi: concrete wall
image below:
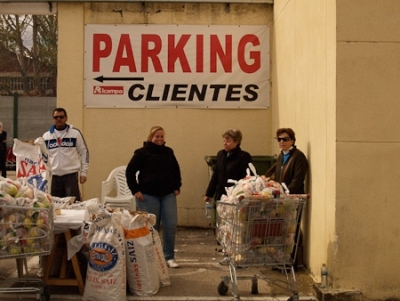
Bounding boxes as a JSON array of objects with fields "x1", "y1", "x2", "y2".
[
  {"x1": 57, "y1": 2, "x2": 275, "y2": 228},
  {"x1": 274, "y1": 0, "x2": 400, "y2": 299},
  {"x1": 272, "y1": 0, "x2": 337, "y2": 286},
  {"x1": 334, "y1": 0, "x2": 400, "y2": 298},
  {"x1": 0, "y1": 96, "x2": 56, "y2": 146}
]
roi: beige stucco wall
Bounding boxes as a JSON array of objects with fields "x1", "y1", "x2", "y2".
[
  {"x1": 272, "y1": 0, "x2": 337, "y2": 284},
  {"x1": 274, "y1": 0, "x2": 400, "y2": 299},
  {"x1": 57, "y1": 2, "x2": 274, "y2": 229},
  {"x1": 335, "y1": 0, "x2": 400, "y2": 298}
]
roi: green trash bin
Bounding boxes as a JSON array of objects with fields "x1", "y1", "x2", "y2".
[{"x1": 251, "y1": 155, "x2": 278, "y2": 175}]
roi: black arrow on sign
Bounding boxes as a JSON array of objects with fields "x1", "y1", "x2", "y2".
[{"x1": 94, "y1": 76, "x2": 144, "y2": 83}]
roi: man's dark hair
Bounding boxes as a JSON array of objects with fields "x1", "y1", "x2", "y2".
[{"x1": 53, "y1": 108, "x2": 67, "y2": 117}]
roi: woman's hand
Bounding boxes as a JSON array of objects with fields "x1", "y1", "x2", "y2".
[{"x1": 134, "y1": 191, "x2": 143, "y2": 201}]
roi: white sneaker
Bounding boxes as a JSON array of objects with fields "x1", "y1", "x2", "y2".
[{"x1": 167, "y1": 259, "x2": 180, "y2": 268}]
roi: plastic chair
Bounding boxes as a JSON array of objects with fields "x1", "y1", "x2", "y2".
[{"x1": 101, "y1": 166, "x2": 136, "y2": 211}]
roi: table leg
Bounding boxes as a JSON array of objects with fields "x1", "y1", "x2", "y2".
[
  {"x1": 64, "y1": 230, "x2": 85, "y2": 295},
  {"x1": 60, "y1": 247, "x2": 68, "y2": 279},
  {"x1": 43, "y1": 231, "x2": 85, "y2": 295}
]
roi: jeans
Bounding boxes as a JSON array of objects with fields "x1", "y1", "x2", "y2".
[{"x1": 136, "y1": 193, "x2": 177, "y2": 261}]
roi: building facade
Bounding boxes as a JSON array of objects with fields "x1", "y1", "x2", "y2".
[{"x1": 1, "y1": 1, "x2": 399, "y2": 299}]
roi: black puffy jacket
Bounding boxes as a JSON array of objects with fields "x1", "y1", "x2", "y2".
[{"x1": 126, "y1": 142, "x2": 182, "y2": 197}]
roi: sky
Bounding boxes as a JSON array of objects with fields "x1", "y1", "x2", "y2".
[{"x1": 23, "y1": 26, "x2": 33, "y2": 48}]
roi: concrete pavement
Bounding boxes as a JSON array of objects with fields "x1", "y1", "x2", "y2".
[
  {"x1": 2, "y1": 170, "x2": 316, "y2": 300},
  {"x1": 0, "y1": 226, "x2": 317, "y2": 301}
]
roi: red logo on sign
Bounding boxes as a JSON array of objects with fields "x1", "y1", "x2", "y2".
[{"x1": 93, "y1": 86, "x2": 124, "y2": 95}]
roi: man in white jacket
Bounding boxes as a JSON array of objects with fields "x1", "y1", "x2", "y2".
[{"x1": 43, "y1": 108, "x2": 89, "y2": 202}]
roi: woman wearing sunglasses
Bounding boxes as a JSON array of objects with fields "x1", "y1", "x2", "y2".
[
  {"x1": 265, "y1": 128, "x2": 308, "y2": 194},
  {"x1": 265, "y1": 128, "x2": 308, "y2": 269}
]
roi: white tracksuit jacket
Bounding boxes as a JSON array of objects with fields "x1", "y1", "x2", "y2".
[{"x1": 43, "y1": 124, "x2": 89, "y2": 177}]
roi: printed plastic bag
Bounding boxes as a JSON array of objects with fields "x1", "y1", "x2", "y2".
[{"x1": 12, "y1": 138, "x2": 50, "y2": 192}]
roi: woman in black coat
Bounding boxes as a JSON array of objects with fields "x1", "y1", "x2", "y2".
[
  {"x1": 204, "y1": 129, "x2": 252, "y2": 202},
  {"x1": 203, "y1": 129, "x2": 252, "y2": 265},
  {"x1": 126, "y1": 126, "x2": 182, "y2": 268}
]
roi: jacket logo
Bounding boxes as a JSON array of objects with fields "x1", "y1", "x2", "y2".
[{"x1": 46, "y1": 138, "x2": 77, "y2": 149}]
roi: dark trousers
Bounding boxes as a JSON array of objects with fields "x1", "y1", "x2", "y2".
[
  {"x1": 0, "y1": 151, "x2": 6, "y2": 178},
  {"x1": 51, "y1": 172, "x2": 81, "y2": 202}
]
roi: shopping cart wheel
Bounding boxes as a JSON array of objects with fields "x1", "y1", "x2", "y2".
[
  {"x1": 217, "y1": 281, "x2": 229, "y2": 296},
  {"x1": 251, "y1": 277, "x2": 258, "y2": 294}
]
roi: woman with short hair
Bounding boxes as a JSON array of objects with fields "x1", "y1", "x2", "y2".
[{"x1": 265, "y1": 127, "x2": 308, "y2": 194}]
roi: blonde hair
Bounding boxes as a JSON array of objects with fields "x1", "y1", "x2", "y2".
[{"x1": 147, "y1": 126, "x2": 164, "y2": 142}]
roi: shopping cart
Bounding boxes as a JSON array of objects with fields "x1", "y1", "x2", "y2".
[
  {"x1": 216, "y1": 194, "x2": 308, "y2": 301},
  {"x1": 0, "y1": 205, "x2": 53, "y2": 301}
]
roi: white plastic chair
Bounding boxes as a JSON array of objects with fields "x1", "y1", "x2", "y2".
[{"x1": 101, "y1": 166, "x2": 136, "y2": 211}]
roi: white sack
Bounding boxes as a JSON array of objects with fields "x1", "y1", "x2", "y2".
[
  {"x1": 124, "y1": 212, "x2": 159, "y2": 296},
  {"x1": 150, "y1": 227, "x2": 171, "y2": 287},
  {"x1": 82, "y1": 211, "x2": 126, "y2": 301}
]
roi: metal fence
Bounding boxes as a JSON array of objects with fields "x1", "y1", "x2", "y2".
[
  {"x1": 0, "y1": 95, "x2": 56, "y2": 170},
  {"x1": 0, "y1": 95, "x2": 56, "y2": 146}
]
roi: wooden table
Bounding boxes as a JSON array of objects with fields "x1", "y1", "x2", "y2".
[{"x1": 43, "y1": 209, "x2": 86, "y2": 295}]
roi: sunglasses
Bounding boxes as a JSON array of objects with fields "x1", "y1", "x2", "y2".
[
  {"x1": 276, "y1": 137, "x2": 291, "y2": 142},
  {"x1": 53, "y1": 116, "x2": 66, "y2": 120}
]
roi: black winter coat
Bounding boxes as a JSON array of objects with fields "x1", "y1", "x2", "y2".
[
  {"x1": 126, "y1": 142, "x2": 181, "y2": 197},
  {"x1": 205, "y1": 146, "x2": 252, "y2": 200}
]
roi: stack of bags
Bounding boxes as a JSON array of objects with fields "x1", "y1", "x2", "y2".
[{"x1": 68, "y1": 202, "x2": 170, "y2": 301}]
